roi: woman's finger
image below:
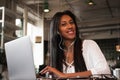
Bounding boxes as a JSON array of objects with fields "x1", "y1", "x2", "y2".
[{"x1": 40, "y1": 66, "x2": 49, "y2": 74}]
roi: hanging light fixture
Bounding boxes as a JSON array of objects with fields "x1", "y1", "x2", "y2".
[
  {"x1": 116, "y1": 25, "x2": 120, "y2": 52},
  {"x1": 86, "y1": 0, "x2": 96, "y2": 6},
  {"x1": 43, "y1": 0, "x2": 50, "y2": 12}
]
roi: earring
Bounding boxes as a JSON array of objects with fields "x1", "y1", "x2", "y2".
[{"x1": 57, "y1": 31, "x2": 60, "y2": 34}]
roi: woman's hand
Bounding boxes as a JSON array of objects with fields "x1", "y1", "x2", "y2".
[{"x1": 40, "y1": 66, "x2": 67, "y2": 78}]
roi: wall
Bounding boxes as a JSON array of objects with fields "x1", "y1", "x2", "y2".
[{"x1": 27, "y1": 18, "x2": 44, "y2": 69}]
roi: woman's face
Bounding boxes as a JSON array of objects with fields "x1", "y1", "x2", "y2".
[{"x1": 59, "y1": 15, "x2": 76, "y2": 40}]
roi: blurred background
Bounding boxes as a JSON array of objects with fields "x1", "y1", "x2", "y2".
[{"x1": 0, "y1": 0, "x2": 120, "y2": 79}]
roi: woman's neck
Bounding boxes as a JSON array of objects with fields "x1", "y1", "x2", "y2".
[
  {"x1": 63, "y1": 40, "x2": 75, "y2": 64},
  {"x1": 63, "y1": 40, "x2": 75, "y2": 52},
  {"x1": 64, "y1": 39, "x2": 74, "y2": 47}
]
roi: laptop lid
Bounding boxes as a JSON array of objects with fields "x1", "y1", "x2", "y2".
[{"x1": 5, "y1": 36, "x2": 36, "y2": 80}]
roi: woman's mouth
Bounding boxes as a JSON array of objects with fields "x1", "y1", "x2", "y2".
[{"x1": 67, "y1": 30, "x2": 74, "y2": 34}]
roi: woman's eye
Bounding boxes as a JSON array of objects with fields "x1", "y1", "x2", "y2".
[
  {"x1": 70, "y1": 21, "x2": 74, "y2": 24},
  {"x1": 61, "y1": 23, "x2": 66, "y2": 26}
]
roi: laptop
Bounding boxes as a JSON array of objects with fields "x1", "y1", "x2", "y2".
[{"x1": 5, "y1": 36, "x2": 36, "y2": 80}]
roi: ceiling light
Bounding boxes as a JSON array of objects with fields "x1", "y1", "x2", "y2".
[
  {"x1": 87, "y1": 0, "x2": 96, "y2": 6},
  {"x1": 44, "y1": 8, "x2": 49, "y2": 13},
  {"x1": 43, "y1": 2, "x2": 50, "y2": 12}
]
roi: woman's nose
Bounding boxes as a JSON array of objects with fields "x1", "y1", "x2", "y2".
[{"x1": 67, "y1": 23, "x2": 73, "y2": 28}]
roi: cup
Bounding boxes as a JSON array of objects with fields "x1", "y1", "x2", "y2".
[{"x1": 113, "y1": 68, "x2": 120, "y2": 79}]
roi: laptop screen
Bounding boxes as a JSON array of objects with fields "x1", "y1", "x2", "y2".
[{"x1": 5, "y1": 36, "x2": 36, "y2": 80}]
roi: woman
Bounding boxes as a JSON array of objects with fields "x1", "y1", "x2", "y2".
[{"x1": 40, "y1": 10, "x2": 111, "y2": 78}]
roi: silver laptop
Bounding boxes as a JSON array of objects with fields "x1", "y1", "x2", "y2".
[{"x1": 5, "y1": 36, "x2": 36, "y2": 80}]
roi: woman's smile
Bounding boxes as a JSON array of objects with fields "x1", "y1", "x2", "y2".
[{"x1": 66, "y1": 29, "x2": 74, "y2": 34}]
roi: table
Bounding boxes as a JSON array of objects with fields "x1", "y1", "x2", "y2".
[{"x1": 37, "y1": 74, "x2": 117, "y2": 80}]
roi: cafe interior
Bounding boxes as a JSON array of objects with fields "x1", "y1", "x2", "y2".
[{"x1": 0, "y1": 0, "x2": 120, "y2": 79}]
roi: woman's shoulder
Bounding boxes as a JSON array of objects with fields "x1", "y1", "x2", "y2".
[
  {"x1": 83, "y1": 39, "x2": 96, "y2": 44},
  {"x1": 82, "y1": 39, "x2": 98, "y2": 47},
  {"x1": 82, "y1": 39, "x2": 99, "y2": 51}
]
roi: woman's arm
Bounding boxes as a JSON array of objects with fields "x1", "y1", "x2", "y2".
[
  {"x1": 40, "y1": 66, "x2": 92, "y2": 78},
  {"x1": 83, "y1": 40, "x2": 111, "y2": 75}
]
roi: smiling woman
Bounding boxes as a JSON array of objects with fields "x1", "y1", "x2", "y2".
[{"x1": 39, "y1": 10, "x2": 111, "y2": 79}]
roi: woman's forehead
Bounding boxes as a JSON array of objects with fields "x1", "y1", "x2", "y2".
[{"x1": 60, "y1": 15, "x2": 72, "y2": 22}]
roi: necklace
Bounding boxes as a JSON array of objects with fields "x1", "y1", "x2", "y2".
[
  {"x1": 64, "y1": 40, "x2": 75, "y2": 52},
  {"x1": 59, "y1": 39, "x2": 75, "y2": 63},
  {"x1": 65, "y1": 51, "x2": 73, "y2": 63},
  {"x1": 59, "y1": 40, "x2": 75, "y2": 52},
  {"x1": 64, "y1": 41, "x2": 74, "y2": 63}
]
